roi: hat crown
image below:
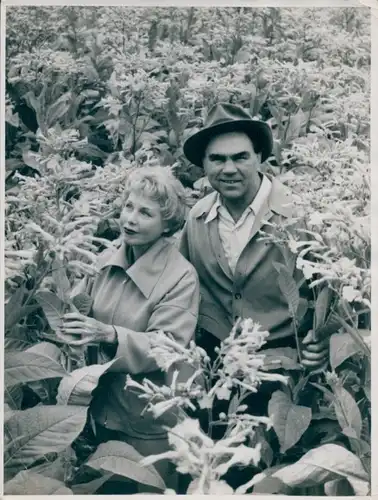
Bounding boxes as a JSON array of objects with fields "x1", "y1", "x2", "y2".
[{"x1": 204, "y1": 102, "x2": 253, "y2": 129}]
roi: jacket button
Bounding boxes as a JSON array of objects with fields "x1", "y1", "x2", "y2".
[{"x1": 234, "y1": 293, "x2": 241, "y2": 299}]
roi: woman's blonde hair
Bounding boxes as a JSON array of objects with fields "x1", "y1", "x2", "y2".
[{"x1": 123, "y1": 166, "x2": 188, "y2": 236}]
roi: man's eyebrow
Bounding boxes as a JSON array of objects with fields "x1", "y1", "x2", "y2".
[
  {"x1": 207, "y1": 151, "x2": 251, "y2": 160},
  {"x1": 208, "y1": 153, "x2": 227, "y2": 160},
  {"x1": 231, "y1": 151, "x2": 250, "y2": 159}
]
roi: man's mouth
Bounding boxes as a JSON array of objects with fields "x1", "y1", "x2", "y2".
[
  {"x1": 124, "y1": 228, "x2": 137, "y2": 235},
  {"x1": 220, "y1": 180, "x2": 241, "y2": 184}
]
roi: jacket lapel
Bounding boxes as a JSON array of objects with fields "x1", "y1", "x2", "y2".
[
  {"x1": 234, "y1": 177, "x2": 293, "y2": 284},
  {"x1": 207, "y1": 218, "x2": 234, "y2": 281}
]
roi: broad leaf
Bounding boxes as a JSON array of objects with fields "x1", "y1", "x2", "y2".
[
  {"x1": 51, "y1": 256, "x2": 71, "y2": 302},
  {"x1": 268, "y1": 390, "x2": 312, "y2": 453},
  {"x1": 5, "y1": 384, "x2": 23, "y2": 410},
  {"x1": 35, "y1": 290, "x2": 66, "y2": 330},
  {"x1": 4, "y1": 471, "x2": 73, "y2": 495},
  {"x1": 331, "y1": 384, "x2": 362, "y2": 439},
  {"x1": 4, "y1": 283, "x2": 27, "y2": 330},
  {"x1": 314, "y1": 287, "x2": 332, "y2": 330},
  {"x1": 4, "y1": 403, "x2": 15, "y2": 422},
  {"x1": 56, "y1": 358, "x2": 123, "y2": 406},
  {"x1": 71, "y1": 474, "x2": 114, "y2": 494},
  {"x1": 262, "y1": 347, "x2": 301, "y2": 371},
  {"x1": 71, "y1": 292, "x2": 93, "y2": 315},
  {"x1": 27, "y1": 340, "x2": 63, "y2": 360},
  {"x1": 273, "y1": 262, "x2": 300, "y2": 316},
  {"x1": 46, "y1": 91, "x2": 72, "y2": 127},
  {"x1": 236, "y1": 464, "x2": 288, "y2": 494},
  {"x1": 234, "y1": 47, "x2": 250, "y2": 63},
  {"x1": 5, "y1": 347, "x2": 67, "y2": 388},
  {"x1": 4, "y1": 405, "x2": 87, "y2": 480},
  {"x1": 248, "y1": 444, "x2": 369, "y2": 495},
  {"x1": 30, "y1": 446, "x2": 76, "y2": 482},
  {"x1": 286, "y1": 110, "x2": 304, "y2": 143},
  {"x1": 330, "y1": 333, "x2": 361, "y2": 370},
  {"x1": 86, "y1": 440, "x2": 166, "y2": 490},
  {"x1": 324, "y1": 478, "x2": 354, "y2": 496}
]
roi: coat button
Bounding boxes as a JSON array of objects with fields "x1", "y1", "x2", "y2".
[{"x1": 234, "y1": 293, "x2": 241, "y2": 299}]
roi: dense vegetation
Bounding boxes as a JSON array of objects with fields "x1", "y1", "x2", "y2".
[{"x1": 4, "y1": 6, "x2": 371, "y2": 495}]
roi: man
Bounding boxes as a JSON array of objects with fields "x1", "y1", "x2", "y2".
[{"x1": 180, "y1": 102, "x2": 329, "y2": 390}]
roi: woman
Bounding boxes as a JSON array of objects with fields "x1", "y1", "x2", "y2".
[{"x1": 60, "y1": 166, "x2": 200, "y2": 492}]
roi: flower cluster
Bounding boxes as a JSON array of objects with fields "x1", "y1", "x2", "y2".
[
  {"x1": 206, "y1": 319, "x2": 288, "y2": 404},
  {"x1": 140, "y1": 417, "x2": 265, "y2": 493}
]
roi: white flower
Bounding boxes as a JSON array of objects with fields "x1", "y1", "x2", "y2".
[
  {"x1": 297, "y1": 256, "x2": 316, "y2": 279},
  {"x1": 342, "y1": 285, "x2": 361, "y2": 302},
  {"x1": 308, "y1": 212, "x2": 324, "y2": 226}
]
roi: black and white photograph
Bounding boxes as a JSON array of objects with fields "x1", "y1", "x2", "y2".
[{"x1": 2, "y1": 1, "x2": 374, "y2": 495}]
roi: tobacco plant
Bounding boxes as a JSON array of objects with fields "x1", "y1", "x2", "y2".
[{"x1": 4, "y1": 5, "x2": 371, "y2": 495}]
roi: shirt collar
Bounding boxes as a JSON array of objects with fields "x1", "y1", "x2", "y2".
[
  {"x1": 197, "y1": 174, "x2": 293, "y2": 222},
  {"x1": 99, "y1": 237, "x2": 172, "y2": 299},
  {"x1": 204, "y1": 174, "x2": 272, "y2": 224}
]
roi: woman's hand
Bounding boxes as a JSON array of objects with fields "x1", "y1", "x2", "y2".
[{"x1": 59, "y1": 312, "x2": 117, "y2": 346}]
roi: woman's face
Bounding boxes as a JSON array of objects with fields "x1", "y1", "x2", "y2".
[{"x1": 119, "y1": 191, "x2": 167, "y2": 247}]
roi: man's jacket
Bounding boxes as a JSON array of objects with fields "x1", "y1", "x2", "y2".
[{"x1": 180, "y1": 176, "x2": 311, "y2": 343}]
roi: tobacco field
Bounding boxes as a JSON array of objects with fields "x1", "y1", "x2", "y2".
[{"x1": 4, "y1": 6, "x2": 371, "y2": 495}]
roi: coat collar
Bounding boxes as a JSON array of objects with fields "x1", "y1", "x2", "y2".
[
  {"x1": 99, "y1": 237, "x2": 172, "y2": 299},
  {"x1": 192, "y1": 174, "x2": 293, "y2": 221}
]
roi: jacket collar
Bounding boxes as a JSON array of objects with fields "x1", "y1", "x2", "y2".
[
  {"x1": 204, "y1": 174, "x2": 272, "y2": 224},
  {"x1": 193, "y1": 174, "x2": 293, "y2": 221},
  {"x1": 99, "y1": 237, "x2": 172, "y2": 299}
]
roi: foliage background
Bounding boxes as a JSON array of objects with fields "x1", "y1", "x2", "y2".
[{"x1": 3, "y1": 5, "x2": 371, "y2": 496}]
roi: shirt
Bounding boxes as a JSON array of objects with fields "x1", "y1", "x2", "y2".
[{"x1": 204, "y1": 175, "x2": 272, "y2": 273}]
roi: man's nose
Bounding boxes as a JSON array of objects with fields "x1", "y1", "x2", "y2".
[{"x1": 223, "y1": 158, "x2": 237, "y2": 173}]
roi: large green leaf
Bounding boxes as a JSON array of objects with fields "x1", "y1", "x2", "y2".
[
  {"x1": 35, "y1": 290, "x2": 66, "y2": 330},
  {"x1": 71, "y1": 474, "x2": 114, "y2": 494},
  {"x1": 268, "y1": 390, "x2": 312, "y2": 453},
  {"x1": 51, "y1": 255, "x2": 71, "y2": 302},
  {"x1": 273, "y1": 262, "x2": 300, "y2": 317},
  {"x1": 56, "y1": 358, "x2": 123, "y2": 406},
  {"x1": 4, "y1": 470, "x2": 73, "y2": 495},
  {"x1": 5, "y1": 343, "x2": 66, "y2": 388},
  {"x1": 331, "y1": 384, "x2": 362, "y2": 439},
  {"x1": 71, "y1": 292, "x2": 93, "y2": 315},
  {"x1": 46, "y1": 91, "x2": 72, "y2": 127},
  {"x1": 262, "y1": 347, "x2": 301, "y2": 371},
  {"x1": 4, "y1": 405, "x2": 87, "y2": 480},
  {"x1": 29, "y1": 446, "x2": 77, "y2": 484},
  {"x1": 86, "y1": 440, "x2": 166, "y2": 490},
  {"x1": 330, "y1": 332, "x2": 361, "y2": 370},
  {"x1": 5, "y1": 384, "x2": 24, "y2": 410},
  {"x1": 324, "y1": 478, "x2": 354, "y2": 496},
  {"x1": 4, "y1": 283, "x2": 27, "y2": 330},
  {"x1": 245, "y1": 444, "x2": 369, "y2": 495},
  {"x1": 314, "y1": 287, "x2": 332, "y2": 330}
]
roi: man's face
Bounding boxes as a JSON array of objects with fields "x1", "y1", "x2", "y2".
[{"x1": 203, "y1": 131, "x2": 262, "y2": 205}]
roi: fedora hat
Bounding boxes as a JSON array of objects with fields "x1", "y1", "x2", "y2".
[{"x1": 183, "y1": 102, "x2": 273, "y2": 167}]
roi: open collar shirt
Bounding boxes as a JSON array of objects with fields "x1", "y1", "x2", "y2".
[{"x1": 204, "y1": 175, "x2": 272, "y2": 274}]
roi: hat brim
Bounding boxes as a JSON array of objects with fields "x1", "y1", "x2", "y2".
[{"x1": 183, "y1": 120, "x2": 273, "y2": 167}]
